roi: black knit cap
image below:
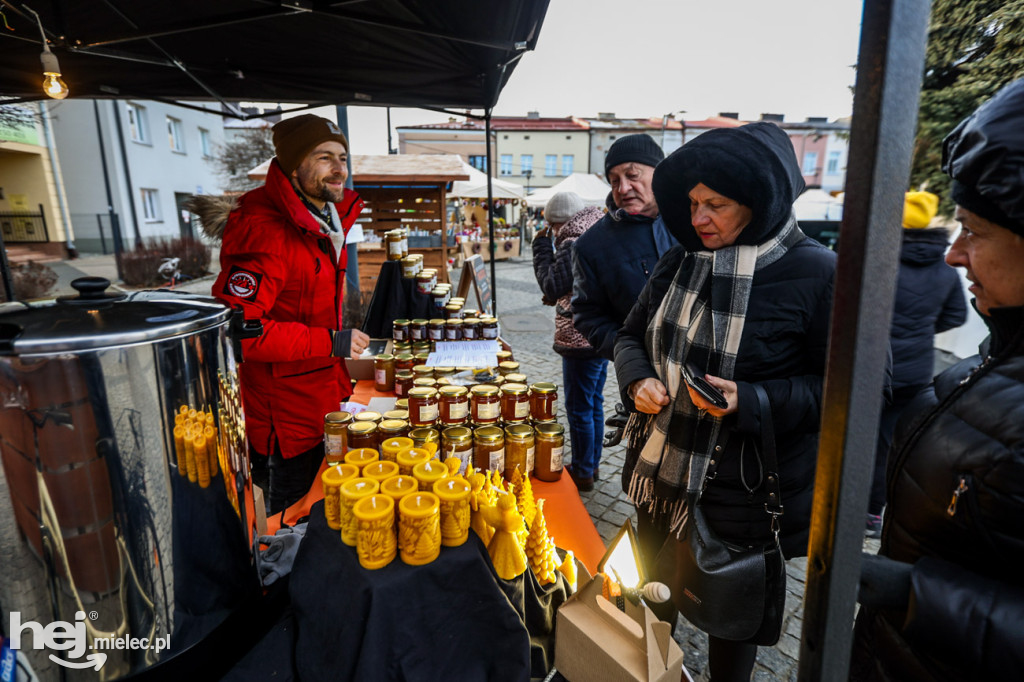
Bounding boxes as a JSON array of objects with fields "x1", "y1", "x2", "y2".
[
  {"x1": 652, "y1": 122, "x2": 805, "y2": 251},
  {"x1": 943, "y1": 78, "x2": 1024, "y2": 237},
  {"x1": 604, "y1": 134, "x2": 665, "y2": 177}
]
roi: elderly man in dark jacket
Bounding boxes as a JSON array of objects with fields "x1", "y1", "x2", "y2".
[
  {"x1": 852, "y1": 78, "x2": 1024, "y2": 682},
  {"x1": 571, "y1": 134, "x2": 676, "y2": 360}
]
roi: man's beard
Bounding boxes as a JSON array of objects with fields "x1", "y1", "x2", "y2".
[{"x1": 296, "y1": 169, "x2": 346, "y2": 204}]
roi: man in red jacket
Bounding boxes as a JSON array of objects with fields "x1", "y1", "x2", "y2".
[{"x1": 213, "y1": 114, "x2": 369, "y2": 513}]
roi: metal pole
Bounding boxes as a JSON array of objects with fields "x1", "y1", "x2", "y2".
[
  {"x1": 798, "y1": 0, "x2": 930, "y2": 679},
  {"x1": 485, "y1": 109, "x2": 496, "y2": 316},
  {"x1": 38, "y1": 101, "x2": 77, "y2": 257},
  {"x1": 111, "y1": 100, "x2": 143, "y2": 248},
  {"x1": 0, "y1": 227, "x2": 14, "y2": 302},
  {"x1": 97, "y1": 214, "x2": 107, "y2": 255},
  {"x1": 387, "y1": 107, "x2": 395, "y2": 154},
  {"x1": 93, "y1": 100, "x2": 124, "y2": 279}
]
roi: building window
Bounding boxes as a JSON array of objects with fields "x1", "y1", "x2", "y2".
[
  {"x1": 521, "y1": 154, "x2": 533, "y2": 175},
  {"x1": 469, "y1": 155, "x2": 487, "y2": 172},
  {"x1": 167, "y1": 117, "x2": 185, "y2": 152},
  {"x1": 524, "y1": 135, "x2": 530, "y2": 140},
  {"x1": 503, "y1": 135, "x2": 509, "y2": 140},
  {"x1": 562, "y1": 154, "x2": 574, "y2": 176},
  {"x1": 802, "y1": 152, "x2": 818, "y2": 175},
  {"x1": 566, "y1": 135, "x2": 572, "y2": 140},
  {"x1": 826, "y1": 151, "x2": 841, "y2": 174},
  {"x1": 500, "y1": 154, "x2": 513, "y2": 176},
  {"x1": 126, "y1": 103, "x2": 148, "y2": 143},
  {"x1": 199, "y1": 128, "x2": 212, "y2": 157},
  {"x1": 545, "y1": 154, "x2": 557, "y2": 176},
  {"x1": 141, "y1": 189, "x2": 161, "y2": 222}
]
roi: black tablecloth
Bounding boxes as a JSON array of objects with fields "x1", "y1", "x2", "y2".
[
  {"x1": 361, "y1": 260, "x2": 436, "y2": 338},
  {"x1": 288, "y1": 501, "x2": 569, "y2": 681}
]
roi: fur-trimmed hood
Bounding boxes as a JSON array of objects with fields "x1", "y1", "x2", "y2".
[{"x1": 184, "y1": 194, "x2": 238, "y2": 242}]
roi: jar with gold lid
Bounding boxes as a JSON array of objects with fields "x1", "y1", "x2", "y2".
[
  {"x1": 444, "y1": 303, "x2": 463, "y2": 320},
  {"x1": 498, "y1": 361, "x2": 520, "y2": 376},
  {"x1": 393, "y1": 319, "x2": 411, "y2": 343},
  {"x1": 500, "y1": 383, "x2": 531, "y2": 423},
  {"x1": 473, "y1": 426, "x2": 505, "y2": 473},
  {"x1": 354, "y1": 411, "x2": 381, "y2": 425},
  {"x1": 445, "y1": 319, "x2": 463, "y2": 340},
  {"x1": 395, "y1": 353, "x2": 416, "y2": 372},
  {"x1": 385, "y1": 230, "x2": 404, "y2": 261},
  {"x1": 480, "y1": 317, "x2": 500, "y2": 340},
  {"x1": 401, "y1": 256, "x2": 420, "y2": 279},
  {"x1": 433, "y1": 366, "x2": 455, "y2": 379},
  {"x1": 435, "y1": 377, "x2": 451, "y2": 387},
  {"x1": 393, "y1": 340, "x2": 412, "y2": 355},
  {"x1": 374, "y1": 354, "x2": 396, "y2": 393},
  {"x1": 324, "y1": 411, "x2": 353, "y2": 464},
  {"x1": 383, "y1": 409, "x2": 409, "y2": 421},
  {"x1": 496, "y1": 350, "x2": 514, "y2": 363},
  {"x1": 482, "y1": 374, "x2": 505, "y2": 389},
  {"x1": 438, "y1": 385, "x2": 470, "y2": 426},
  {"x1": 533, "y1": 423, "x2": 564, "y2": 481},
  {"x1": 409, "y1": 427, "x2": 440, "y2": 451},
  {"x1": 470, "y1": 384, "x2": 501, "y2": 425},
  {"x1": 398, "y1": 228, "x2": 409, "y2": 258},
  {"x1": 395, "y1": 398, "x2": 408, "y2": 411},
  {"x1": 409, "y1": 319, "x2": 428, "y2": 342},
  {"x1": 413, "y1": 378, "x2": 437, "y2": 390},
  {"x1": 415, "y1": 272, "x2": 433, "y2": 295},
  {"x1": 348, "y1": 421, "x2": 378, "y2": 452},
  {"x1": 378, "y1": 419, "x2": 409, "y2": 440},
  {"x1": 394, "y1": 371, "x2": 415, "y2": 398},
  {"x1": 413, "y1": 349, "x2": 431, "y2": 362},
  {"x1": 529, "y1": 383, "x2": 559, "y2": 421},
  {"x1": 412, "y1": 365, "x2": 434, "y2": 380},
  {"x1": 504, "y1": 423, "x2": 535, "y2": 480},
  {"x1": 442, "y1": 426, "x2": 474, "y2": 474},
  {"x1": 461, "y1": 317, "x2": 480, "y2": 340},
  {"x1": 504, "y1": 372, "x2": 528, "y2": 385},
  {"x1": 428, "y1": 318, "x2": 446, "y2": 341},
  {"x1": 432, "y1": 288, "x2": 450, "y2": 310},
  {"x1": 462, "y1": 309, "x2": 479, "y2": 319},
  {"x1": 407, "y1": 387, "x2": 439, "y2": 427}
]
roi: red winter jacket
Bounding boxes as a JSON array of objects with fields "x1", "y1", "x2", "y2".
[{"x1": 212, "y1": 159, "x2": 365, "y2": 458}]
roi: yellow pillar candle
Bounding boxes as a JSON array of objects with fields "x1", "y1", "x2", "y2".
[
  {"x1": 344, "y1": 447, "x2": 380, "y2": 472},
  {"x1": 398, "y1": 492, "x2": 441, "y2": 566},
  {"x1": 433, "y1": 476, "x2": 472, "y2": 547},
  {"x1": 396, "y1": 447, "x2": 432, "y2": 477},
  {"x1": 173, "y1": 425, "x2": 187, "y2": 477},
  {"x1": 194, "y1": 434, "x2": 211, "y2": 488},
  {"x1": 380, "y1": 475, "x2": 419, "y2": 506},
  {"x1": 353, "y1": 494, "x2": 397, "y2": 570},
  {"x1": 204, "y1": 424, "x2": 218, "y2": 478},
  {"x1": 412, "y1": 459, "x2": 448, "y2": 492},
  {"x1": 322, "y1": 463, "x2": 360, "y2": 530},
  {"x1": 183, "y1": 427, "x2": 198, "y2": 483},
  {"x1": 363, "y1": 459, "x2": 400, "y2": 485},
  {"x1": 380, "y1": 436, "x2": 414, "y2": 463},
  {"x1": 339, "y1": 478, "x2": 381, "y2": 546}
]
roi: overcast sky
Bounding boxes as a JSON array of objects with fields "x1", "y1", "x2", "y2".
[{"x1": 323, "y1": 0, "x2": 866, "y2": 155}]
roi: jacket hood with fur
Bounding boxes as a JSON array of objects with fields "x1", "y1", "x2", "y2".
[{"x1": 184, "y1": 194, "x2": 238, "y2": 243}]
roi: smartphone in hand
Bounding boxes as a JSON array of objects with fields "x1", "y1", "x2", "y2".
[{"x1": 682, "y1": 362, "x2": 729, "y2": 410}]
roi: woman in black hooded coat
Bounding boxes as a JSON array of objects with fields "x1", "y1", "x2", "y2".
[{"x1": 614, "y1": 122, "x2": 836, "y2": 681}]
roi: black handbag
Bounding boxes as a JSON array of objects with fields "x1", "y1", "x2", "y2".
[{"x1": 654, "y1": 384, "x2": 787, "y2": 646}]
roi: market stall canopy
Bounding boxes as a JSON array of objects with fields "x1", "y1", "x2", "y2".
[
  {"x1": 451, "y1": 162, "x2": 525, "y2": 200},
  {"x1": 248, "y1": 154, "x2": 469, "y2": 183},
  {"x1": 525, "y1": 173, "x2": 611, "y2": 208},
  {"x1": 0, "y1": 0, "x2": 549, "y2": 111},
  {"x1": 794, "y1": 189, "x2": 845, "y2": 221}
]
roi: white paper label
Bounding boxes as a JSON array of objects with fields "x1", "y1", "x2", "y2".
[
  {"x1": 463, "y1": 329, "x2": 476, "y2": 339},
  {"x1": 489, "y1": 448, "x2": 505, "y2": 472},
  {"x1": 388, "y1": 241, "x2": 403, "y2": 256},
  {"x1": 324, "y1": 433, "x2": 345, "y2": 457},
  {"x1": 411, "y1": 328, "x2": 424, "y2": 340},
  {"x1": 375, "y1": 369, "x2": 387, "y2": 386},
  {"x1": 451, "y1": 402, "x2": 469, "y2": 420},
  {"x1": 526, "y1": 446, "x2": 535, "y2": 474},
  {"x1": 478, "y1": 402, "x2": 500, "y2": 420},
  {"x1": 429, "y1": 329, "x2": 443, "y2": 340},
  {"x1": 551, "y1": 398, "x2": 558, "y2": 415},
  {"x1": 481, "y1": 327, "x2": 498, "y2": 339},
  {"x1": 395, "y1": 382, "x2": 405, "y2": 397},
  {"x1": 514, "y1": 401, "x2": 529, "y2": 419},
  {"x1": 419, "y1": 403, "x2": 439, "y2": 423},
  {"x1": 550, "y1": 446, "x2": 563, "y2": 470}
]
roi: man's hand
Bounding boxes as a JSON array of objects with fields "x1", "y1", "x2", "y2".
[
  {"x1": 631, "y1": 378, "x2": 670, "y2": 414},
  {"x1": 330, "y1": 329, "x2": 370, "y2": 359},
  {"x1": 348, "y1": 329, "x2": 369, "y2": 359}
]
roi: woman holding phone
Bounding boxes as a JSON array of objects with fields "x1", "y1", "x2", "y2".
[{"x1": 614, "y1": 122, "x2": 837, "y2": 681}]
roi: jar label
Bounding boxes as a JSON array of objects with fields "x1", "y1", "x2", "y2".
[
  {"x1": 324, "y1": 433, "x2": 345, "y2": 458},
  {"x1": 388, "y1": 241, "x2": 403, "y2": 256},
  {"x1": 551, "y1": 398, "x2": 558, "y2": 415},
  {"x1": 451, "y1": 402, "x2": 469, "y2": 419},
  {"x1": 429, "y1": 329, "x2": 443, "y2": 341},
  {"x1": 514, "y1": 402, "x2": 529, "y2": 419},
  {"x1": 375, "y1": 369, "x2": 387, "y2": 386},
  {"x1": 550, "y1": 446, "x2": 563, "y2": 471},
  {"x1": 481, "y1": 328, "x2": 498, "y2": 339},
  {"x1": 417, "y1": 283, "x2": 432, "y2": 295},
  {"x1": 394, "y1": 330, "x2": 406, "y2": 341},
  {"x1": 395, "y1": 382, "x2": 405, "y2": 397},
  {"x1": 489, "y1": 448, "x2": 505, "y2": 472},
  {"x1": 478, "y1": 402, "x2": 500, "y2": 420},
  {"x1": 411, "y1": 328, "x2": 424, "y2": 340},
  {"x1": 419, "y1": 403, "x2": 439, "y2": 423},
  {"x1": 526, "y1": 446, "x2": 535, "y2": 474},
  {"x1": 463, "y1": 329, "x2": 476, "y2": 339}
]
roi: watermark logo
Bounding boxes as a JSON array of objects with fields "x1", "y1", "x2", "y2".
[{"x1": 7, "y1": 611, "x2": 169, "y2": 671}]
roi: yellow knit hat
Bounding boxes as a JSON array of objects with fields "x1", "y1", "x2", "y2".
[{"x1": 902, "y1": 191, "x2": 939, "y2": 229}]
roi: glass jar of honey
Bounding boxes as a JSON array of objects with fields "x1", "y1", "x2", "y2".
[
  {"x1": 461, "y1": 317, "x2": 480, "y2": 340},
  {"x1": 354, "y1": 411, "x2": 381, "y2": 425},
  {"x1": 500, "y1": 383, "x2": 531, "y2": 423},
  {"x1": 504, "y1": 423, "x2": 535, "y2": 480},
  {"x1": 442, "y1": 426, "x2": 474, "y2": 474},
  {"x1": 383, "y1": 409, "x2": 409, "y2": 421},
  {"x1": 378, "y1": 419, "x2": 409, "y2": 440},
  {"x1": 444, "y1": 303, "x2": 463, "y2": 319},
  {"x1": 409, "y1": 427, "x2": 440, "y2": 451},
  {"x1": 427, "y1": 318, "x2": 446, "y2": 341},
  {"x1": 347, "y1": 421, "x2": 378, "y2": 452},
  {"x1": 395, "y1": 371, "x2": 415, "y2": 397},
  {"x1": 393, "y1": 319, "x2": 411, "y2": 343},
  {"x1": 409, "y1": 319, "x2": 428, "y2": 342},
  {"x1": 416, "y1": 273, "x2": 433, "y2": 295},
  {"x1": 496, "y1": 350, "x2": 514, "y2": 363},
  {"x1": 444, "y1": 319, "x2": 462, "y2": 340},
  {"x1": 498, "y1": 361, "x2": 520, "y2": 376},
  {"x1": 462, "y1": 309, "x2": 479, "y2": 319},
  {"x1": 413, "y1": 349, "x2": 431, "y2": 363},
  {"x1": 407, "y1": 387, "x2": 439, "y2": 427},
  {"x1": 398, "y1": 228, "x2": 409, "y2": 258},
  {"x1": 433, "y1": 366, "x2": 455, "y2": 379},
  {"x1": 413, "y1": 378, "x2": 437, "y2": 390},
  {"x1": 438, "y1": 385, "x2": 470, "y2": 426},
  {"x1": 401, "y1": 256, "x2": 419, "y2": 279},
  {"x1": 385, "y1": 230, "x2": 404, "y2": 261},
  {"x1": 324, "y1": 411, "x2": 353, "y2": 464},
  {"x1": 473, "y1": 426, "x2": 505, "y2": 473},
  {"x1": 533, "y1": 423, "x2": 565, "y2": 481},
  {"x1": 395, "y1": 353, "x2": 416, "y2": 372},
  {"x1": 504, "y1": 372, "x2": 528, "y2": 386},
  {"x1": 470, "y1": 384, "x2": 501, "y2": 425},
  {"x1": 530, "y1": 383, "x2": 559, "y2": 421},
  {"x1": 412, "y1": 364, "x2": 434, "y2": 380},
  {"x1": 374, "y1": 354, "x2": 396, "y2": 393},
  {"x1": 395, "y1": 399, "x2": 408, "y2": 411},
  {"x1": 480, "y1": 317, "x2": 500, "y2": 340}
]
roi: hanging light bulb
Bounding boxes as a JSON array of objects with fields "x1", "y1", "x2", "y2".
[{"x1": 40, "y1": 49, "x2": 68, "y2": 99}]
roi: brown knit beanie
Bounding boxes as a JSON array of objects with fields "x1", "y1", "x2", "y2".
[{"x1": 272, "y1": 114, "x2": 349, "y2": 176}]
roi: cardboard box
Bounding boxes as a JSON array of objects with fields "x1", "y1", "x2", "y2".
[
  {"x1": 555, "y1": 572, "x2": 684, "y2": 682},
  {"x1": 344, "y1": 338, "x2": 391, "y2": 381}
]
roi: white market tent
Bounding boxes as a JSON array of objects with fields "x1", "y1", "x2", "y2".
[
  {"x1": 794, "y1": 188, "x2": 845, "y2": 221},
  {"x1": 526, "y1": 173, "x2": 611, "y2": 208},
  {"x1": 450, "y1": 162, "x2": 525, "y2": 200}
]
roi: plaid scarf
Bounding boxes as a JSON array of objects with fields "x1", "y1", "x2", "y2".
[{"x1": 626, "y1": 214, "x2": 803, "y2": 533}]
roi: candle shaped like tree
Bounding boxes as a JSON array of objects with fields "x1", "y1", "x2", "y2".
[{"x1": 526, "y1": 499, "x2": 560, "y2": 585}]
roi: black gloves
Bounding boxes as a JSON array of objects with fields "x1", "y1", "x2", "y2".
[
  {"x1": 603, "y1": 403, "x2": 629, "y2": 447},
  {"x1": 858, "y1": 552, "x2": 913, "y2": 609},
  {"x1": 331, "y1": 329, "x2": 353, "y2": 358}
]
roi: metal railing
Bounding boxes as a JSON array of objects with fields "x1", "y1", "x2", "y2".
[{"x1": 0, "y1": 204, "x2": 49, "y2": 243}]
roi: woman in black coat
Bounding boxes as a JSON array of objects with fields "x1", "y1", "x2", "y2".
[{"x1": 614, "y1": 122, "x2": 835, "y2": 682}]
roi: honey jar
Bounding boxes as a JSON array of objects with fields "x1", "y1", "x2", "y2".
[
  {"x1": 444, "y1": 319, "x2": 462, "y2": 340},
  {"x1": 533, "y1": 423, "x2": 565, "y2": 482},
  {"x1": 433, "y1": 366, "x2": 455, "y2": 379},
  {"x1": 395, "y1": 353, "x2": 416, "y2": 372},
  {"x1": 324, "y1": 411, "x2": 353, "y2": 464},
  {"x1": 374, "y1": 354, "x2": 396, "y2": 393},
  {"x1": 409, "y1": 427, "x2": 440, "y2": 451},
  {"x1": 407, "y1": 387, "x2": 439, "y2": 427},
  {"x1": 413, "y1": 378, "x2": 437, "y2": 390},
  {"x1": 480, "y1": 317, "x2": 500, "y2": 340},
  {"x1": 412, "y1": 364, "x2": 434, "y2": 380},
  {"x1": 409, "y1": 319, "x2": 428, "y2": 342},
  {"x1": 504, "y1": 372, "x2": 528, "y2": 386},
  {"x1": 473, "y1": 425, "x2": 505, "y2": 473},
  {"x1": 470, "y1": 384, "x2": 501, "y2": 425},
  {"x1": 354, "y1": 411, "x2": 381, "y2": 425},
  {"x1": 393, "y1": 319, "x2": 411, "y2": 343},
  {"x1": 394, "y1": 371, "x2": 415, "y2": 397},
  {"x1": 444, "y1": 303, "x2": 463, "y2": 319},
  {"x1": 428, "y1": 319, "x2": 446, "y2": 341},
  {"x1": 348, "y1": 421, "x2": 378, "y2": 452},
  {"x1": 379, "y1": 419, "x2": 409, "y2": 440},
  {"x1": 529, "y1": 383, "x2": 559, "y2": 421},
  {"x1": 504, "y1": 423, "x2": 535, "y2": 480},
  {"x1": 500, "y1": 383, "x2": 531, "y2": 423},
  {"x1": 438, "y1": 385, "x2": 470, "y2": 426},
  {"x1": 461, "y1": 317, "x2": 480, "y2": 340},
  {"x1": 385, "y1": 230, "x2": 404, "y2": 261},
  {"x1": 401, "y1": 256, "x2": 420, "y2": 279},
  {"x1": 496, "y1": 350, "x2": 514, "y2": 363},
  {"x1": 383, "y1": 409, "x2": 409, "y2": 421},
  {"x1": 441, "y1": 426, "x2": 473, "y2": 474},
  {"x1": 498, "y1": 361, "x2": 520, "y2": 376}
]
